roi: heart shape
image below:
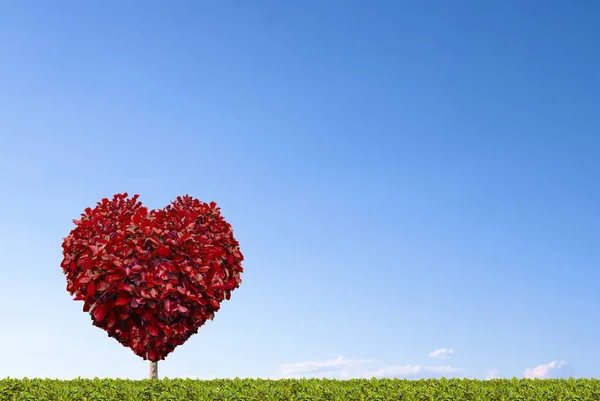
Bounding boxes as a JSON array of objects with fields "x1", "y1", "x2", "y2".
[{"x1": 60, "y1": 193, "x2": 244, "y2": 361}]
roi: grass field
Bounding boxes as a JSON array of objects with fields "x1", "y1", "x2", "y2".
[{"x1": 1, "y1": 377, "x2": 599, "y2": 400}]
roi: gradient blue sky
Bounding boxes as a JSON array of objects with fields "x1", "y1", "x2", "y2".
[{"x1": 1, "y1": 0, "x2": 599, "y2": 380}]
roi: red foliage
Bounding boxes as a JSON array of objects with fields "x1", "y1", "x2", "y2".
[{"x1": 60, "y1": 193, "x2": 244, "y2": 361}]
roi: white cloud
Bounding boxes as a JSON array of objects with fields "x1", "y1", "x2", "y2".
[
  {"x1": 486, "y1": 368, "x2": 499, "y2": 379},
  {"x1": 369, "y1": 364, "x2": 464, "y2": 379},
  {"x1": 523, "y1": 361, "x2": 575, "y2": 379},
  {"x1": 429, "y1": 348, "x2": 455, "y2": 358},
  {"x1": 275, "y1": 356, "x2": 465, "y2": 380}
]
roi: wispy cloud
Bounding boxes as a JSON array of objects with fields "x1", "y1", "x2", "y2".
[
  {"x1": 486, "y1": 368, "x2": 499, "y2": 379},
  {"x1": 429, "y1": 348, "x2": 455, "y2": 358},
  {"x1": 523, "y1": 361, "x2": 575, "y2": 379},
  {"x1": 275, "y1": 356, "x2": 465, "y2": 379}
]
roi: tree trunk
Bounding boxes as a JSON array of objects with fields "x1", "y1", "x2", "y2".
[{"x1": 149, "y1": 361, "x2": 158, "y2": 379}]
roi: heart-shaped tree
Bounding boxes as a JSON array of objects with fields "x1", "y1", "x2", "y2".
[{"x1": 61, "y1": 193, "x2": 243, "y2": 377}]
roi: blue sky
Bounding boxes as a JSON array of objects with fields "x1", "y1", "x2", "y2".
[{"x1": 1, "y1": 0, "x2": 599, "y2": 380}]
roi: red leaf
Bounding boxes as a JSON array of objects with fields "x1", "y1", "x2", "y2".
[
  {"x1": 89, "y1": 245, "x2": 100, "y2": 256},
  {"x1": 107, "y1": 312, "x2": 117, "y2": 328},
  {"x1": 209, "y1": 201, "x2": 216, "y2": 208},
  {"x1": 115, "y1": 293, "x2": 129, "y2": 306},
  {"x1": 94, "y1": 303, "x2": 108, "y2": 321},
  {"x1": 149, "y1": 326, "x2": 158, "y2": 336},
  {"x1": 87, "y1": 281, "x2": 96, "y2": 297},
  {"x1": 73, "y1": 294, "x2": 86, "y2": 301},
  {"x1": 145, "y1": 237, "x2": 159, "y2": 246}
]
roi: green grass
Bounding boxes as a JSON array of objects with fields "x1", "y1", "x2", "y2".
[{"x1": 1, "y1": 377, "x2": 599, "y2": 400}]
